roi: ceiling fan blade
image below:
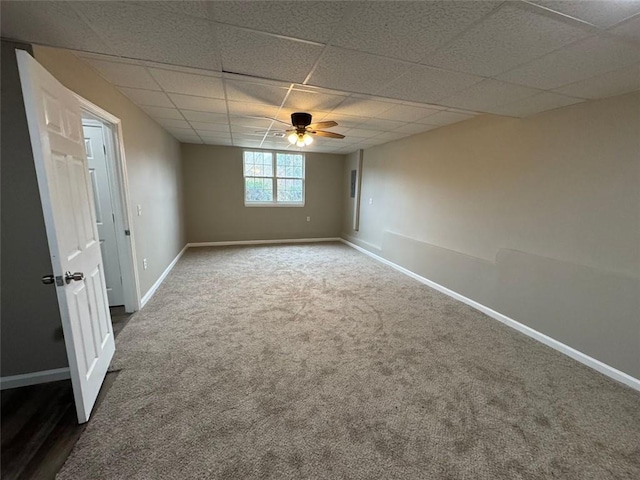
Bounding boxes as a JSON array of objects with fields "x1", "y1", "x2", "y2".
[
  {"x1": 311, "y1": 130, "x2": 345, "y2": 139},
  {"x1": 307, "y1": 120, "x2": 338, "y2": 130}
]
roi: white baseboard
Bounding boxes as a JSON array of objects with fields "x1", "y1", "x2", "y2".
[
  {"x1": 188, "y1": 237, "x2": 341, "y2": 248},
  {"x1": 140, "y1": 244, "x2": 188, "y2": 308},
  {"x1": 340, "y1": 238, "x2": 640, "y2": 392},
  {"x1": 0, "y1": 367, "x2": 70, "y2": 390}
]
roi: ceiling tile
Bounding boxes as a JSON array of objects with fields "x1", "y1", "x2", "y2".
[
  {"x1": 610, "y1": 15, "x2": 640, "y2": 42},
  {"x1": 485, "y1": 92, "x2": 584, "y2": 117},
  {"x1": 356, "y1": 118, "x2": 407, "y2": 131},
  {"x1": 497, "y1": 35, "x2": 640, "y2": 90},
  {"x1": 204, "y1": 139, "x2": 233, "y2": 146},
  {"x1": 217, "y1": 25, "x2": 323, "y2": 83},
  {"x1": 229, "y1": 116, "x2": 275, "y2": 129},
  {"x1": 379, "y1": 65, "x2": 483, "y2": 104},
  {"x1": 227, "y1": 101, "x2": 279, "y2": 118},
  {"x1": 181, "y1": 110, "x2": 229, "y2": 123},
  {"x1": 394, "y1": 124, "x2": 440, "y2": 135},
  {"x1": 331, "y1": 98, "x2": 396, "y2": 118},
  {"x1": 119, "y1": 88, "x2": 173, "y2": 107},
  {"x1": 148, "y1": 68, "x2": 225, "y2": 98},
  {"x1": 225, "y1": 80, "x2": 289, "y2": 106},
  {"x1": 426, "y1": 4, "x2": 590, "y2": 77},
  {"x1": 197, "y1": 131, "x2": 232, "y2": 140},
  {"x1": 209, "y1": 1, "x2": 351, "y2": 43},
  {"x1": 174, "y1": 135, "x2": 203, "y2": 144},
  {"x1": 141, "y1": 106, "x2": 184, "y2": 120},
  {"x1": 72, "y1": 1, "x2": 221, "y2": 70},
  {"x1": 416, "y1": 110, "x2": 477, "y2": 126},
  {"x1": 308, "y1": 47, "x2": 413, "y2": 95},
  {"x1": 189, "y1": 122, "x2": 230, "y2": 132},
  {"x1": 439, "y1": 79, "x2": 541, "y2": 112},
  {"x1": 260, "y1": 141, "x2": 289, "y2": 150},
  {"x1": 168, "y1": 94, "x2": 227, "y2": 113},
  {"x1": 376, "y1": 104, "x2": 442, "y2": 122},
  {"x1": 530, "y1": 1, "x2": 640, "y2": 28},
  {"x1": 344, "y1": 129, "x2": 383, "y2": 139},
  {"x1": 130, "y1": 1, "x2": 210, "y2": 20},
  {"x1": 139, "y1": 60, "x2": 220, "y2": 77},
  {"x1": 285, "y1": 88, "x2": 347, "y2": 112},
  {"x1": 166, "y1": 126, "x2": 198, "y2": 136},
  {"x1": 553, "y1": 63, "x2": 640, "y2": 99},
  {"x1": 233, "y1": 138, "x2": 263, "y2": 147},
  {"x1": 84, "y1": 59, "x2": 161, "y2": 90},
  {"x1": 230, "y1": 125, "x2": 270, "y2": 135},
  {"x1": 76, "y1": 51, "x2": 143, "y2": 66},
  {"x1": 332, "y1": 1, "x2": 500, "y2": 63},
  {"x1": 156, "y1": 118, "x2": 191, "y2": 129},
  {"x1": 400, "y1": 100, "x2": 447, "y2": 110},
  {"x1": 1, "y1": 1, "x2": 112, "y2": 54},
  {"x1": 374, "y1": 131, "x2": 413, "y2": 142}
]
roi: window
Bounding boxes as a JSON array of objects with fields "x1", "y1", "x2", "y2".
[{"x1": 243, "y1": 150, "x2": 305, "y2": 206}]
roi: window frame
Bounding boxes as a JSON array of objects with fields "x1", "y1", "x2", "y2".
[{"x1": 243, "y1": 149, "x2": 306, "y2": 207}]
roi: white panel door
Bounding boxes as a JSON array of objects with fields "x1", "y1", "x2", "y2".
[
  {"x1": 17, "y1": 50, "x2": 115, "y2": 424},
  {"x1": 83, "y1": 123, "x2": 125, "y2": 306}
]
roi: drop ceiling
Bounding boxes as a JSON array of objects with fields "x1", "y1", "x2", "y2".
[{"x1": 2, "y1": 1, "x2": 639, "y2": 154}]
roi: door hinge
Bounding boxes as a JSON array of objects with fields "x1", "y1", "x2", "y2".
[
  {"x1": 103, "y1": 145, "x2": 107, "y2": 154},
  {"x1": 124, "y1": 229, "x2": 130, "y2": 236}
]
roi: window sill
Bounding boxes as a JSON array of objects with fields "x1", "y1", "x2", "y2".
[{"x1": 245, "y1": 202, "x2": 305, "y2": 208}]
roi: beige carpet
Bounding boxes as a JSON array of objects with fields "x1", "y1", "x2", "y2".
[{"x1": 58, "y1": 243, "x2": 640, "y2": 479}]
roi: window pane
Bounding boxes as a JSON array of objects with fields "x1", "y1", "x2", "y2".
[
  {"x1": 246, "y1": 178, "x2": 273, "y2": 202},
  {"x1": 277, "y1": 179, "x2": 303, "y2": 202},
  {"x1": 244, "y1": 151, "x2": 273, "y2": 177},
  {"x1": 276, "y1": 153, "x2": 304, "y2": 178}
]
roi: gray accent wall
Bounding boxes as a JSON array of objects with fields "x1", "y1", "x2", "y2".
[
  {"x1": 182, "y1": 144, "x2": 344, "y2": 242},
  {"x1": 343, "y1": 92, "x2": 640, "y2": 379},
  {"x1": 1, "y1": 44, "x2": 186, "y2": 378},
  {"x1": 1, "y1": 40, "x2": 68, "y2": 376}
]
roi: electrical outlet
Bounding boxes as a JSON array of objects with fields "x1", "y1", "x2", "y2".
[
  {"x1": 143, "y1": 258, "x2": 148, "y2": 270},
  {"x1": 137, "y1": 204, "x2": 142, "y2": 216},
  {"x1": 306, "y1": 216, "x2": 311, "y2": 222}
]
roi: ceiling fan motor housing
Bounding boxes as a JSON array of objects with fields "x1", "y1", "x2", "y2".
[{"x1": 291, "y1": 112, "x2": 312, "y2": 129}]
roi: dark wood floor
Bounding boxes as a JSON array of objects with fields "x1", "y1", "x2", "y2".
[{"x1": 1, "y1": 308, "x2": 132, "y2": 480}]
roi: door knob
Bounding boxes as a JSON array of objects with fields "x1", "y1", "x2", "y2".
[
  {"x1": 65, "y1": 271, "x2": 85, "y2": 284},
  {"x1": 42, "y1": 274, "x2": 55, "y2": 285}
]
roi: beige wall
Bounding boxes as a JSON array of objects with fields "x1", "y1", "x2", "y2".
[
  {"x1": 182, "y1": 145, "x2": 344, "y2": 242},
  {"x1": 34, "y1": 46, "x2": 186, "y2": 297},
  {"x1": 343, "y1": 92, "x2": 640, "y2": 379}
]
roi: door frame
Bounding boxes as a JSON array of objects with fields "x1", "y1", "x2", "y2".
[{"x1": 77, "y1": 95, "x2": 141, "y2": 312}]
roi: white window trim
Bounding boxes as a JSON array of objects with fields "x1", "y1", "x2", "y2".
[{"x1": 243, "y1": 149, "x2": 306, "y2": 207}]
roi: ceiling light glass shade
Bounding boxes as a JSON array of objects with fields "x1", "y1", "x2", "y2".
[
  {"x1": 296, "y1": 137, "x2": 306, "y2": 147},
  {"x1": 287, "y1": 132, "x2": 298, "y2": 144},
  {"x1": 303, "y1": 133, "x2": 313, "y2": 145}
]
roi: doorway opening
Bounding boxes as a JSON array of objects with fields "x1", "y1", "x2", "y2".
[{"x1": 78, "y1": 99, "x2": 140, "y2": 313}]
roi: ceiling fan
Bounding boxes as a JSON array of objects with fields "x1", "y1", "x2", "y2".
[{"x1": 259, "y1": 112, "x2": 345, "y2": 147}]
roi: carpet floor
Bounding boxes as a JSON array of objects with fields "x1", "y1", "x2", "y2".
[{"x1": 58, "y1": 243, "x2": 640, "y2": 479}]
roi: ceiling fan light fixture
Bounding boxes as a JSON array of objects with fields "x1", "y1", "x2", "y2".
[
  {"x1": 303, "y1": 133, "x2": 313, "y2": 145},
  {"x1": 287, "y1": 132, "x2": 298, "y2": 144}
]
